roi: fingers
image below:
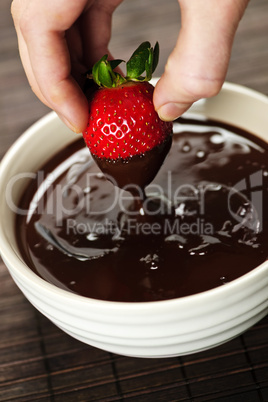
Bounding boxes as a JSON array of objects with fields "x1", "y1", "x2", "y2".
[
  {"x1": 81, "y1": 0, "x2": 124, "y2": 67},
  {"x1": 12, "y1": 0, "x2": 92, "y2": 132},
  {"x1": 11, "y1": 0, "x2": 124, "y2": 133},
  {"x1": 12, "y1": 0, "x2": 123, "y2": 133},
  {"x1": 11, "y1": 0, "x2": 49, "y2": 107},
  {"x1": 154, "y1": 0, "x2": 249, "y2": 121}
]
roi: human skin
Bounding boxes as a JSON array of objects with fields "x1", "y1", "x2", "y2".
[{"x1": 11, "y1": 0, "x2": 249, "y2": 133}]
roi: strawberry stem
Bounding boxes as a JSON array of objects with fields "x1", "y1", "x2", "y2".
[{"x1": 88, "y1": 41, "x2": 159, "y2": 89}]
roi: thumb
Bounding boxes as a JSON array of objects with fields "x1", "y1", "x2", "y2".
[{"x1": 154, "y1": 0, "x2": 249, "y2": 121}]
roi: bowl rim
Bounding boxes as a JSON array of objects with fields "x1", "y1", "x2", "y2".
[{"x1": 0, "y1": 81, "x2": 268, "y2": 311}]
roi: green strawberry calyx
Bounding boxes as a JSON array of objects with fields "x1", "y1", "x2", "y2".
[{"x1": 87, "y1": 41, "x2": 159, "y2": 88}]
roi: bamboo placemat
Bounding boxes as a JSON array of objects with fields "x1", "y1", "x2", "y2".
[{"x1": 0, "y1": 260, "x2": 267, "y2": 401}]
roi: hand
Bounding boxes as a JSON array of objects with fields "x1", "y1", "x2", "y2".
[
  {"x1": 153, "y1": 0, "x2": 249, "y2": 121},
  {"x1": 11, "y1": 0, "x2": 123, "y2": 133}
]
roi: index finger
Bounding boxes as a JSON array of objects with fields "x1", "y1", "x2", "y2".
[{"x1": 14, "y1": 0, "x2": 91, "y2": 132}]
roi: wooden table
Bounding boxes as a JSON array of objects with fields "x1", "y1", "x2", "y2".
[{"x1": 1, "y1": 0, "x2": 268, "y2": 400}]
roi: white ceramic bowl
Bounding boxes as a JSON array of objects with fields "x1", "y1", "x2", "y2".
[{"x1": 0, "y1": 82, "x2": 267, "y2": 358}]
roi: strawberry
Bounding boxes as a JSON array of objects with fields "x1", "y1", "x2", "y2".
[{"x1": 82, "y1": 42, "x2": 173, "y2": 191}]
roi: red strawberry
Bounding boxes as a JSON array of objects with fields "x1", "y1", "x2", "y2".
[
  {"x1": 82, "y1": 42, "x2": 173, "y2": 191},
  {"x1": 83, "y1": 80, "x2": 171, "y2": 160}
]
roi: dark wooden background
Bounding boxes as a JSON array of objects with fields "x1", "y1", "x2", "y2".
[{"x1": 0, "y1": 0, "x2": 268, "y2": 400}]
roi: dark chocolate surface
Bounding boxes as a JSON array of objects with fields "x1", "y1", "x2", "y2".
[
  {"x1": 92, "y1": 134, "x2": 172, "y2": 194},
  {"x1": 16, "y1": 116, "x2": 268, "y2": 302}
]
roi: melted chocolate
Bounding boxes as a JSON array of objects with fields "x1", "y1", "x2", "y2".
[
  {"x1": 92, "y1": 135, "x2": 172, "y2": 195},
  {"x1": 16, "y1": 116, "x2": 268, "y2": 302}
]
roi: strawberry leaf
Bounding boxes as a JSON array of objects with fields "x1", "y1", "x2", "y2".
[
  {"x1": 152, "y1": 42, "x2": 159, "y2": 74},
  {"x1": 92, "y1": 55, "x2": 108, "y2": 86},
  {"x1": 126, "y1": 41, "x2": 150, "y2": 79},
  {"x1": 144, "y1": 47, "x2": 154, "y2": 81},
  {"x1": 110, "y1": 59, "x2": 124, "y2": 70},
  {"x1": 92, "y1": 55, "x2": 121, "y2": 88},
  {"x1": 98, "y1": 60, "x2": 114, "y2": 87},
  {"x1": 126, "y1": 41, "x2": 159, "y2": 81}
]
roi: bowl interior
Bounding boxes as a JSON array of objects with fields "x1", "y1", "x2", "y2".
[{"x1": 0, "y1": 82, "x2": 268, "y2": 299}]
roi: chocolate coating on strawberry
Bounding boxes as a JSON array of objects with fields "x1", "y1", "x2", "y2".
[
  {"x1": 82, "y1": 42, "x2": 173, "y2": 191},
  {"x1": 93, "y1": 135, "x2": 172, "y2": 195}
]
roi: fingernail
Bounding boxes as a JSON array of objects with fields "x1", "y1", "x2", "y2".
[
  {"x1": 57, "y1": 113, "x2": 81, "y2": 133},
  {"x1": 157, "y1": 103, "x2": 185, "y2": 122}
]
